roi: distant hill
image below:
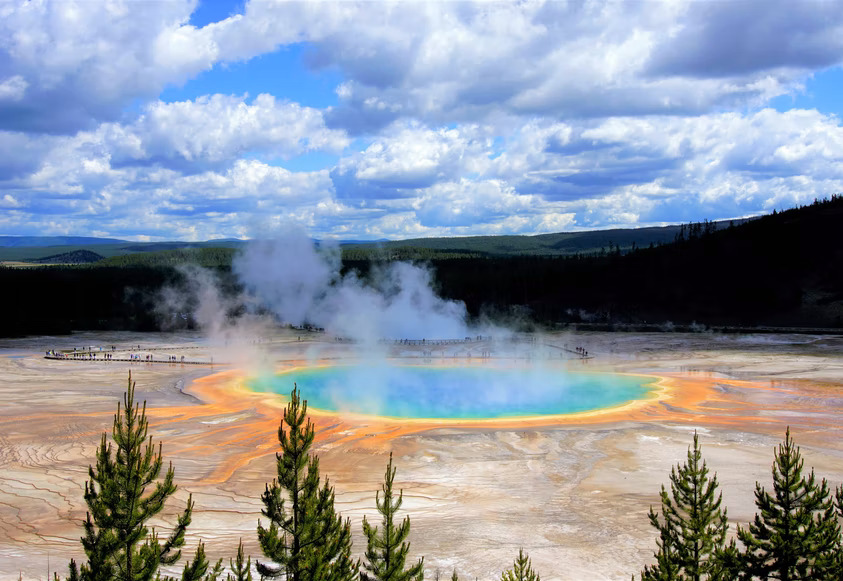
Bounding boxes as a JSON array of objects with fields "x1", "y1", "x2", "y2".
[
  {"x1": 341, "y1": 221, "x2": 745, "y2": 259},
  {"x1": 95, "y1": 247, "x2": 237, "y2": 268},
  {"x1": 31, "y1": 250, "x2": 104, "y2": 264},
  {"x1": 0, "y1": 224, "x2": 734, "y2": 263},
  {"x1": 1, "y1": 198, "x2": 841, "y2": 336},
  {"x1": 0, "y1": 236, "x2": 128, "y2": 247},
  {"x1": 0, "y1": 238, "x2": 248, "y2": 262},
  {"x1": 422, "y1": 196, "x2": 843, "y2": 329}
]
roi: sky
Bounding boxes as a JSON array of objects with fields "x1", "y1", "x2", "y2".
[{"x1": 1, "y1": 0, "x2": 842, "y2": 242}]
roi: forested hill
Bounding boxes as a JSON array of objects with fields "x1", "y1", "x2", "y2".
[
  {"x1": 0, "y1": 197, "x2": 841, "y2": 336},
  {"x1": 419, "y1": 196, "x2": 843, "y2": 328},
  {"x1": 340, "y1": 222, "x2": 733, "y2": 259},
  {"x1": 0, "y1": 223, "x2": 724, "y2": 263}
]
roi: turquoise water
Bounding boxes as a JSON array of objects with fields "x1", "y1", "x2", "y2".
[{"x1": 249, "y1": 364, "x2": 656, "y2": 419}]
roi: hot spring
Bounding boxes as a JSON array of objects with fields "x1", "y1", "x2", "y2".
[{"x1": 249, "y1": 363, "x2": 658, "y2": 419}]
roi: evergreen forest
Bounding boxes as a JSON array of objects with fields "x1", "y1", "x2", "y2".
[{"x1": 2, "y1": 196, "x2": 842, "y2": 338}]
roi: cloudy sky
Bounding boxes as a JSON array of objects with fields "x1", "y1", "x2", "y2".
[{"x1": 1, "y1": 0, "x2": 842, "y2": 241}]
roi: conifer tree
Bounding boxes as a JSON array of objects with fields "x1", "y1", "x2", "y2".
[
  {"x1": 178, "y1": 542, "x2": 223, "y2": 581},
  {"x1": 709, "y1": 539, "x2": 743, "y2": 581},
  {"x1": 256, "y1": 384, "x2": 356, "y2": 581},
  {"x1": 69, "y1": 372, "x2": 199, "y2": 581},
  {"x1": 738, "y1": 428, "x2": 840, "y2": 580},
  {"x1": 641, "y1": 432, "x2": 729, "y2": 580},
  {"x1": 640, "y1": 525, "x2": 681, "y2": 581},
  {"x1": 361, "y1": 452, "x2": 424, "y2": 581},
  {"x1": 501, "y1": 549, "x2": 539, "y2": 581},
  {"x1": 227, "y1": 540, "x2": 252, "y2": 581}
]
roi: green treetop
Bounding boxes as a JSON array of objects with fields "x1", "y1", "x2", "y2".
[
  {"x1": 361, "y1": 452, "x2": 424, "y2": 581},
  {"x1": 226, "y1": 539, "x2": 252, "y2": 581},
  {"x1": 641, "y1": 432, "x2": 729, "y2": 581},
  {"x1": 256, "y1": 384, "x2": 356, "y2": 581},
  {"x1": 738, "y1": 428, "x2": 840, "y2": 580},
  {"x1": 68, "y1": 372, "x2": 213, "y2": 581},
  {"x1": 501, "y1": 549, "x2": 540, "y2": 581}
]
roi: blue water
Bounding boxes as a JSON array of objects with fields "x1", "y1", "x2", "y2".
[{"x1": 249, "y1": 364, "x2": 656, "y2": 419}]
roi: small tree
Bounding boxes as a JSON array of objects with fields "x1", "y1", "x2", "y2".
[
  {"x1": 501, "y1": 549, "x2": 539, "y2": 581},
  {"x1": 738, "y1": 428, "x2": 840, "y2": 580},
  {"x1": 256, "y1": 384, "x2": 356, "y2": 581},
  {"x1": 178, "y1": 542, "x2": 223, "y2": 581},
  {"x1": 641, "y1": 432, "x2": 729, "y2": 580},
  {"x1": 69, "y1": 372, "x2": 203, "y2": 581},
  {"x1": 227, "y1": 539, "x2": 252, "y2": 581},
  {"x1": 361, "y1": 452, "x2": 424, "y2": 581},
  {"x1": 640, "y1": 525, "x2": 681, "y2": 581}
]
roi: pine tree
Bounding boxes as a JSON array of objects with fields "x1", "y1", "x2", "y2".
[
  {"x1": 69, "y1": 372, "x2": 198, "y2": 581},
  {"x1": 640, "y1": 525, "x2": 681, "y2": 581},
  {"x1": 227, "y1": 539, "x2": 253, "y2": 581},
  {"x1": 256, "y1": 384, "x2": 356, "y2": 581},
  {"x1": 361, "y1": 452, "x2": 424, "y2": 581},
  {"x1": 178, "y1": 542, "x2": 224, "y2": 581},
  {"x1": 641, "y1": 432, "x2": 729, "y2": 580},
  {"x1": 738, "y1": 428, "x2": 840, "y2": 580},
  {"x1": 501, "y1": 549, "x2": 539, "y2": 581}
]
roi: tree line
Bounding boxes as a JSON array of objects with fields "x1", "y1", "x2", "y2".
[
  {"x1": 53, "y1": 373, "x2": 843, "y2": 580},
  {"x1": 3, "y1": 196, "x2": 843, "y2": 337},
  {"x1": 638, "y1": 430, "x2": 843, "y2": 580}
]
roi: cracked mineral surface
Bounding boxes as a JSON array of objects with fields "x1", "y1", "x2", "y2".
[{"x1": 2, "y1": 330, "x2": 843, "y2": 580}]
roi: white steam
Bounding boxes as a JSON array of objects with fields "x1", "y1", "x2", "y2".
[
  {"x1": 233, "y1": 230, "x2": 470, "y2": 342},
  {"x1": 156, "y1": 264, "x2": 275, "y2": 371}
]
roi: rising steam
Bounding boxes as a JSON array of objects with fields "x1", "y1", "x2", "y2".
[
  {"x1": 154, "y1": 229, "x2": 581, "y2": 417},
  {"x1": 159, "y1": 228, "x2": 472, "y2": 347},
  {"x1": 232, "y1": 229, "x2": 470, "y2": 342}
]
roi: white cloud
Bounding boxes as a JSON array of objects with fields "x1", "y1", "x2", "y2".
[
  {"x1": 413, "y1": 179, "x2": 535, "y2": 228},
  {"x1": 333, "y1": 121, "x2": 490, "y2": 197},
  {"x1": 0, "y1": 0, "x2": 214, "y2": 132},
  {"x1": 2, "y1": 0, "x2": 843, "y2": 240},
  {"x1": 0, "y1": 75, "x2": 27, "y2": 101},
  {"x1": 648, "y1": 0, "x2": 843, "y2": 77},
  {"x1": 130, "y1": 94, "x2": 348, "y2": 167},
  {"x1": 194, "y1": 0, "x2": 843, "y2": 132},
  {"x1": 4, "y1": 93, "x2": 349, "y2": 180},
  {"x1": 6, "y1": 106, "x2": 843, "y2": 239}
]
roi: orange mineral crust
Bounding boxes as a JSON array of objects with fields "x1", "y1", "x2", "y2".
[
  {"x1": 2, "y1": 330, "x2": 843, "y2": 580},
  {"x1": 150, "y1": 362, "x2": 827, "y2": 488}
]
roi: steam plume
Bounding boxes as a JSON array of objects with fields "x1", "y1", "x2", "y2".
[{"x1": 233, "y1": 229, "x2": 470, "y2": 342}]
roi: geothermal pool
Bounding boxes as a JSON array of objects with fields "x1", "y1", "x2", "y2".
[{"x1": 250, "y1": 364, "x2": 657, "y2": 419}]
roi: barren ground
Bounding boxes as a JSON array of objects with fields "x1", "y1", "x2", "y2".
[{"x1": 1, "y1": 330, "x2": 842, "y2": 580}]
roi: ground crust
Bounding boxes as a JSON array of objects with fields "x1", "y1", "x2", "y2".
[{"x1": 1, "y1": 330, "x2": 842, "y2": 580}]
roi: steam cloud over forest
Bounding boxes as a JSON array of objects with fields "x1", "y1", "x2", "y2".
[{"x1": 164, "y1": 229, "x2": 472, "y2": 344}]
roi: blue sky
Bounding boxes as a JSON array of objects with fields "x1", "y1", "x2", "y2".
[{"x1": 1, "y1": 0, "x2": 842, "y2": 241}]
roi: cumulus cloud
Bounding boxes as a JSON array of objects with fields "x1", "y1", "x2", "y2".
[
  {"x1": 0, "y1": 92, "x2": 348, "y2": 186},
  {"x1": 0, "y1": 75, "x2": 27, "y2": 102},
  {"x1": 2, "y1": 0, "x2": 843, "y2": 241},
  {"x1": 331, "y1": 121, "x2": 491, "y2": 199},
  {"x1": 195, "y1": 0, "x2": 843, "y2": 132},
  {"x1": 116, "y1": 94, "x2": 348, "y2": 170},
  {"x1": 647, "y1": 0, "x2": 843, "y2": 77},
  {"x1": 507, "y1": 109, "x2": 843, "y2": 227},
  {"x1": 0, "y1": 0, "x2": 218, "y2": 133},
  {"x1": 6, "y1": 105, "x2": 843, "y2": 240},
  {"x1": 413, "y1": 179, "x2": 535, "y2": 228}
]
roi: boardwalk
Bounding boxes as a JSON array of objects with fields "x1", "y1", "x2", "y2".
[{"x1": 44, "y1": 346, "x2": 227, "y2": 366}]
